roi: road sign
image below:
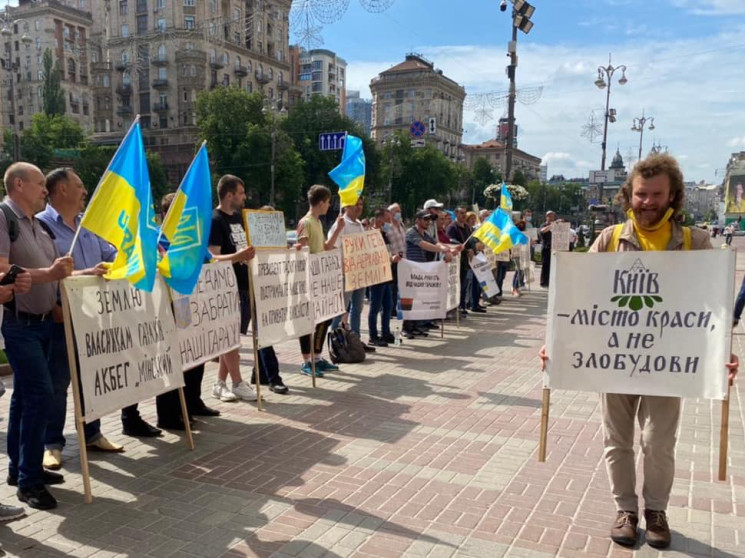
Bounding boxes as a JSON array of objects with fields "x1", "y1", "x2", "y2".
[
  {"x1": 428, "y1": 117, "x2": 436, "y2": 135},
  {"x1": 411, "y1": 139, "x2": 425, "y2": 148},
  {"x1": 410, "y1": 121, "x2": 426, "y2": 138},
  {"x1": 318, "y1": 132, "x2": 347, "y2": 151}
]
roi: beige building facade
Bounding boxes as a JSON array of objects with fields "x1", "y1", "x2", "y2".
[
  {"x1": 370, "y1": 53, "x2": 465, "y2": 161},
  {"x1": 462, "y1": 138, "x2": 542, "y2": 180},
  {"x1": 1, "y1": 0, "x2": 93, "y2": 137}
]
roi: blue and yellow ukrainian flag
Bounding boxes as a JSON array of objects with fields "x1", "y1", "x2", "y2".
[
  {"x1": 80, "y1": 120, "x2": 158, "y2": 292},
  {"x1": 473, "y1": 208, "x2": 528, "y2": 254},
  {"x1": 158, "y1": 142, "x2": 212, "y2": 295},
  {"x1": 329, "y1": 134, "x2": 365, "y2": 207},
  {"x1": 500, "y1": 182, "x2": 513, "y2": 212}
]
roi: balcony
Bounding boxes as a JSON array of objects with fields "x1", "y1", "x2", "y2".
[
  {"x1": 233, "y1": 65, "x2": 247, "y2": 77},
  {"x1": 116, "y1": 105, "x2": 133, "y2": 116},
  {"x1": 255, "y1": 71, "x2": 270, "y2": 85},
  {"x1": 152, "y1": 78, "x2": 168, "y2": 89},
  {"x1": 91, "y1": 61, "x2": 112, "y2": 73},
  {"x1": 153, "y1": 101, "x2": 168, "y2": 112},
  {"x1": 152, "y1": 55, "x2": 168, "y2": 66},
  {"x1": 114, "y1": 61, "x2": 130, "y2": 72},
  {"x1": 278, "y1": 81, "x2": 289, "y2": 91},
  {"x1": 116, "y1": 83, "x2": 132, "y2": 96},
  {"x1": 209, "y1": 58, "x2": 224, "y2": 69}
]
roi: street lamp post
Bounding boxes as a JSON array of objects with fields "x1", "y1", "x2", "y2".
[
  {"x1": 502, "y1": 0, "x2": 535, "y2": 183},
  {"x1": 262, "y1": 99, "x2": 287, "y2": 207},
  {"x1": 594, "y1": 54, "x2": 627, "y2": 202},
  {"x1": 1, "y1": 15, "x2": 32, "y2": 162},
  {"x1": 631, "y1": 111, "x2": 655, "y2": 162},
  {"x1": 383, "y1": 135, "x2": 400, "y2": 204}
]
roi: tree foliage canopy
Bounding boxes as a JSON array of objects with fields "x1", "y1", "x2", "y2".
[{"x1": 41, "y1": 49, "x2": 66, "y2": 117}]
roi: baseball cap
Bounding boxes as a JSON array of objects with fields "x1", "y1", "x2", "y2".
[
  {"x1": 415, "y1": 210, "x2": 434, "y2": 219},
  {"x1": 423, "y1": 199, "x2": 444, "y2": 210}
]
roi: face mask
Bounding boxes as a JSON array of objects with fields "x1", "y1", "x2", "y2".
[
  {"x1": 382, "y1": 223, "x2": 391, "y2": 233},
  {"x1": 393, "y1": 213, "x2": 402, "y2": 222},
  {"x1": 526, "y1": 216, "x2": 532, "y2": 222}
]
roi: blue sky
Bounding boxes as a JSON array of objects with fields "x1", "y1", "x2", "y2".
[{"x1": 296, "y1": 0, "x2": 745, "y2": 182}]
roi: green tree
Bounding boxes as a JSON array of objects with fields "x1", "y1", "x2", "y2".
[
  {"x1": 41, "y1": 49, "x2": 66, "y2": 116},
  {"x1": 395, "y1": 144, "x2": 457, "y2": 218},
  {"x1": 470, "y1": 157, "x2": 499, "y2": 208},
  {"x1": 3, "y1": 114, "x2": 86, "y2": 171},
  {"x1": 511, "y1": 169, "x2": 527, "y2": 187}
]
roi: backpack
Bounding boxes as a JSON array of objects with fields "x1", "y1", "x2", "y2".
[
  {"x1": 607, "y1": 223, "x2": 691, "y2": 252},
  {"x1": 0, "y1": 202, "x2": 55, "y2": 241},
  {"x1": 327, "y1": 327, "x2": 366, "y2": 364}
]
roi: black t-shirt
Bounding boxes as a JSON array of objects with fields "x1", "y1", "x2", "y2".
[
  {"x1": 209, "y1": 208, "x2": 249, "y2": 291},
  {"x1": 539, "y1": 221, "x2": 552, "y2": 250}
]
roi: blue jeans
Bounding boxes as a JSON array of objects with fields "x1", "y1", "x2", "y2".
[
  {"x1": 512, "y1": 259, "x2": 524, "y2": 290},
  {"x1": 4, "y1": 314, "x2": 56, "y2": 489},
  {"x1": 368, "y1": 282, "x2": 393, "y2": 339},
  {"x1": 332, "y1": 287, "x2": 365, "y2": 334}
]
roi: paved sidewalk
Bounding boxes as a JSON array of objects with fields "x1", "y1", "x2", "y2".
[{"x1": 0, "y1": 244, "x2": 743, "y2": 557}]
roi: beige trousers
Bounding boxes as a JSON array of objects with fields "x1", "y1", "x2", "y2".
[{"x1": 601, "y1": 393, "x2": 681, "y2": 513}]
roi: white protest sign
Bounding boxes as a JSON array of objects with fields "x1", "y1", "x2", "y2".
[
  {"x1": 446, "y1": 253, "x2": 461, "y2": 311},
  {"x1": 398, "y1": 259, "x2": 448, "y2": 320},
  {"x1": 527, "y1": 228, "x2": 538, "y2": 242},
  {"x1": 469, "y1": 253, "x2": 499, "y2": 296},
  {"x1": 170, "y1": 262, "x2": 241, "y2": 370},
  {"x1": 517, "y1": 243, "x2": 531, "y2": 270},
  {"x1": 252, "y1": 248, "x2": 314, "y2": 348},
  {"x1": 63, "y1": 276, "x2": 184, "y2": 422},
  {"x1": 551, "y1": 222, "x2": 571, "y2": 251},
  {"x1": 495, "y1": 249, "x2": 511, "y2": 262},
  {"x1": 545, "y1": 250, "x2": 734, "y2": 400},
  {"x1": 243, "y1": 209, "x2": 287, "y2": 249},
  {"x1": 308, "y1": 248, "x2": 345, "y2": 324},
  {"x1": 341, "y1": 230, "x2": 392, "y2": 292},
  {"x1": 485, "y1": 250, "x2": 497, "y2": 269}
]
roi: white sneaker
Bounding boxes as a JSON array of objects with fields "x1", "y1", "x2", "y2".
[
  {"x1": 212, "y1": 381, "x2": 238, "y2": 402},
  {"x1": 231, "y1": 381, "x2": 258, "y2": 401}
]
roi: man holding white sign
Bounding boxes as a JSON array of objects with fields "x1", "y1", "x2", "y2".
[{"x1": 541, "y1": 154, "x2": 739, "y2": 549}]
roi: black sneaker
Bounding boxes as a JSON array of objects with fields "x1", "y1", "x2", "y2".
[
  {"x1": 191, "y1": 405, "x2": 221, "y2": 417},
  {"x1": 382, "y1": 333, "x2": 395, "y2": 344},
  {"x1": 368, "y1": 337, "x2": 389, "y2": 347},
  {"x1": 402, "y1": 330, "x2": 417, "y2": 339},
  {"x1": 7, "y1": 470, "x2": 64, "y2": 487},
  {"x1": 471, "y1": 306, "x2": 487, "y2": 313},
  {"x1": 269, "y1": 383, "x2": 289, "y2": 394},
  {"x1": 412, "y1": 328, "x2": 429, "y2": 337},
  {"x1": 17, "y1": 485, "x2": 57, "y2": 510},
  {"x1": 122, "y1": 420, "x2": 162, "y2": 438}
]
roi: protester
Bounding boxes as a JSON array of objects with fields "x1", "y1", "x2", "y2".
[
  {"x1": 423, "y1": 198, "x2": 444, "y2": 239},
  {"x1": 538, "y1": 210, "x2": 557, "y2": 288},
  {"x1": 386, "y1": 203, "x2": 407, "y2": 319},
  {"x1": 540, "y1": 153, "x2": 739, "y2": 550},
  {"x1": 368, "y1": 208, "x2": 397, "y2": 347},
  {"x1": 328, "y1": 197, "x2": 373, "y2": 351},
  {"x1": 36, "y1": 167, "x2": 127, "y2": 463},
  {"x1": 207, "y1": 175, "x2": 260, "y2": 402},
  {"x1": 725, "y1": 224, "x2": 734, "y2": 245},
  {"x1": 511, "y1": 217, "x2": 527, "y2": 296},
  {"x1": 0, "y1": 163, "x2": 73, "y2": 510},
  {"x1": 446, "y1": 207, "x2": 472, "y2": 315},
  {"x1": 296, "y1": 185, "x2": 345, "y2": 376}
]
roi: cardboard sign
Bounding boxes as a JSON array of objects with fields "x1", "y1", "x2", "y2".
[
  {"x1": 495, "y1": 249, "x2": 511, "y2": 262},
  {"x1": 341, "y1": 230, "x2": 392, "y2": 291},
  {"x1": 308, "y1": 249, "x2": 345, "y2": 324},
  {"x1": 252, "y1": 248, "x2": 314, "y2": 348},
  {"x1": 446, "y1": 253, "x2": 461, "y2": 310},
  {"x1": 551, "y1": 222, "x2": 571, "y2": 251},
  {"x1": 64, "y1": 276, "x2": 184, "y2": 422},
  {"x1": 398, "y1": 259, "x2": 448, "y2": 320},
  {"x1": 243, "y1": 209, "x2": 287, "y2": 249},
  {"x1": 545, "y1": 250, "x2": 734, "y2": 399},
  {"x1": 469, "y1": 253, "x2": 499, "y2": 295},
  {"x1": 517, "y1": 243, "x2": 532, "y2": 270},
  {"x1": 485, "y1": 250, "x2": 497, "y2": 269},
  {"x1": 171, "y1": 262, "x2": 241, "y2": 370}
]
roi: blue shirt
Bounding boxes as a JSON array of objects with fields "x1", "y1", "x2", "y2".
[{"x1": 36, "y1": 204, "x2": 117, "y2": 271}]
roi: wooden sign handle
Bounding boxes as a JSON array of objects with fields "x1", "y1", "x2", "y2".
[{"x1": 538, "y1": 387, "x2": 551, "y2": 462}]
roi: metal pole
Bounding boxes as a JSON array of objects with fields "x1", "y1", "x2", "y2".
[
  {"x1": 505, "y1": 19, "x2": 518, "y2": 182},
  {"x1": 638, "y1": 124, "x2": 644, "y2": 162},
  {"x1": 5, "y1": 42, "x2": 19, "y2": 161},
  {"x1": 387, "y1": 142, "x2": 393, "y2": 204},
  {"x1": 269, "y1": 126, "x2": 276, "y2": 206}
]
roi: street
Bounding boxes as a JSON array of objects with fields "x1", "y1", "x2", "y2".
[{"x1": 0, "y1": 239, "x2": 742, "y2": 558}]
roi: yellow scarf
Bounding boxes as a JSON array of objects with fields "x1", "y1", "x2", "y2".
[{"x1": 626, "y1": 208, "x2": 674, "y2": 251}]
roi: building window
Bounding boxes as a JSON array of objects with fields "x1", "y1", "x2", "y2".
[
  {"x1": 158, "y1": 66, "x2": 167, "y2": 79},
  {"x1": 156, "y1": 18, "x2": 166, "y2": 31},
  {"x1": 35, "y1": 37, "x2": 41, "y2": 50},
  {"x1": 137, "y1": 15, "x2": 148, "y2": 34},
  {"x1": 121, "y1": 24, "x2": 129, "y2": 37},
  {"x1": 120, "y1": 1, "x2": 128, "y2": 15},
  {"x1": 184, "y1": 0, "x2": 195, "y2": 5},
  {"x1": 189, "y1": 64, "x2": 196, "y2": 76},
  {"x1": 184, "y1": 16, "x2": 195, "y2": 30}
]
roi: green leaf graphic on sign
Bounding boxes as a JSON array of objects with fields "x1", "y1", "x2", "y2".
[
  {"x1": 611, "y1": 295, "x2": 622, "y2": 302},
  {"x1": 643, "y1": 296, "x2": 654, "y2": 308},
  {"x1": 651, "y1": 295, "x2": 662, "y2": 302},
  {"x1": 618, "y1": 296, "x2": 630, "y2": 307},
  {"x1": 629, "y1": 296, "x2": 643, "y2": 311}
]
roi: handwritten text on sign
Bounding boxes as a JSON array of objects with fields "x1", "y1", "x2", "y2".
[
  {"x1": 64, "y1": 276, "x2": 184, "y2": 422},
  {"x1": 398, "y1": 259, "x2": 448, "y2": 320},
  {"x1": 469, "y1": 253, "x2": 499, "y2": 295},
  {"x1": 252, "y1": 248, "x2": 314, "y2": 348},
  {"x1": 551, "y1": 221, "x2": 571, "y2": 251},
  {"x1": 341, "y1": 230, "x2": 392, "y2": 291},
  {"x1": 243, "y1": 209, "x2": 287, "y2": 248},
  {"x1": 171, "y1": 262, "x2": 241, "y2": 370},
  {"x1": 545, "y1": 250, "x2": 734, "y2": 400},
  {"x1": 446, "y1": 253, "x2": 461, "y2": 311},
  {"x1": 308, "y1": 249, "x2": 345, "y2": 324}
]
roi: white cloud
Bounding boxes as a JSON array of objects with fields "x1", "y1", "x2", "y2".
[
  {"x1": 346, "y1": 26, "x2": 745, "y2": 183},
  {"x1": 670, "y1": 0, "x2": 745, "y2": 14}
]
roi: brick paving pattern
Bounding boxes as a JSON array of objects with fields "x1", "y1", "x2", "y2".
[{"x1": 0, "y1": 238, "x2": 743, "y2": 557}]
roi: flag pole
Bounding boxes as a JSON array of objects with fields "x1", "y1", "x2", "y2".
[
  {"x1": 156, "y1": 140, "x2": 207, "y2": 247},
  {"x1": 68, "y1": 116, "x2": 142, "y2": 256}
]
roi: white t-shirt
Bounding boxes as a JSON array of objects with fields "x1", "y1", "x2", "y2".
[{"x1": 327, "y1": 214, "x2": 365, "y2": 248}]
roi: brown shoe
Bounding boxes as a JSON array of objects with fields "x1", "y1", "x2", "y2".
[
  {"x1": 42, "y1": 449, "x2": 62, "y2": 471},
  {"x1": 611, "y1": 510, "x2": 639, "y2": 547},
  {"x1": 644, "y1": 509, "x2": 671, "y2": 549}
]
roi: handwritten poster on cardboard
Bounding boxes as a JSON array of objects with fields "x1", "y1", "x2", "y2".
[
  {"x1": 341, "y1": 230, "x2": 392, "y2": 291},
  {"x1": 243, "y1": 209, "x2": 287, "y2": 248}
]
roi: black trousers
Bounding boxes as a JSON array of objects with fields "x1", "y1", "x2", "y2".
[
  {"x1": 156, "y1": 364, "x2": 206, "y2": 423},
  {"x1": 540, "y1": 249, "x2": 551, "y2": 287}
]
